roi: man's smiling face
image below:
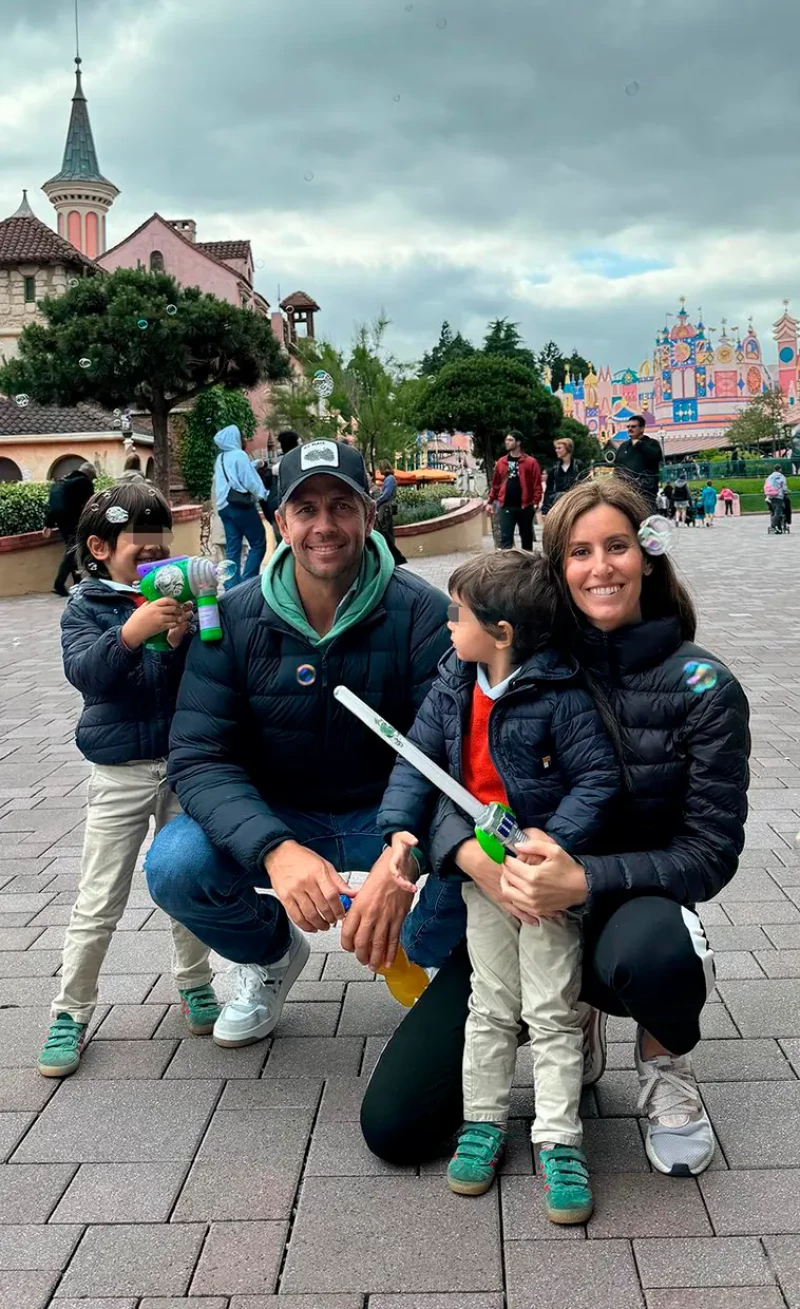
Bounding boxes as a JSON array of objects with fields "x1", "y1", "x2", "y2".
[{"x1": 276, "y1": 474, "x2": 376, "y2": 582}]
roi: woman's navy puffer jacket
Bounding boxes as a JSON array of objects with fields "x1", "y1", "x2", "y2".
[{"x1": 61, "y1": 579, "x2": 188, "y2": 765}]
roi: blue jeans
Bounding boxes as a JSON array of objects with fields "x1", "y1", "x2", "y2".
[
  {"x1": 219, "y1": 504, "x2": 266, "y2": 589},
  {"x1": 145, "y1": 804, "x2": 384, "y2": 966},
  {"x1": 400, "y1": 873, "x2": 467, "y2": 969}
]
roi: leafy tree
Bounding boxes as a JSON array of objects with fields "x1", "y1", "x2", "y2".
[
  {"x1": 0, "y1": 267, "x2": 289, "y2": 494},
  {"x1": 419, "y1": 320, "x2": 476, "y2": 376},
  {"x1": 553, "y1": 415, "x2": 601, "y2": 468},
  {"x1": 179, "y1": 386, "x2": 256, "y2": 502},
  {"x1": 725, "y1": 386, "x2": 788, "y2": 456},
  {"x1": 411, "y1": 353, "x2": 561, "y2": 475},
  {"x1": 537, "y1": 341, "x2": 591, "y2": 393},
  {"x1": 482, "y1": 318, "x2": 539, "y2": 374}
]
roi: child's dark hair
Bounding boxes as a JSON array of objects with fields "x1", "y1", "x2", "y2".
[
  {"x1": 448, "y1": 550, "x2": 561, "y2": 663},
  {"x1": 75, "y1": 481, "x2": 173, "y2": 579}
]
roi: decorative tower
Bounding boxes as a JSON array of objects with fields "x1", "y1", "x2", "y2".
[
  {"x1": 773, "y1": 300, "x2": 798, "y2": 404},
  {"x1": 42, "y1": 54, "x2": 118, "y2": 259}
]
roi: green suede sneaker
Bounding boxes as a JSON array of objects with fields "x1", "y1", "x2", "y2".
[
  {"x1": 539, "y1": 1144, "x2": 594, "y2": 1225},
  {"x1": 179, "y1": 983, "x2": 220, "y2": 1035},
  {"x1": 37, "y1": 1013, "x2": 87, "y2": 1078},
  {"x1": 447, "y1": 1122, "x2": 507, "y2": 1196}
]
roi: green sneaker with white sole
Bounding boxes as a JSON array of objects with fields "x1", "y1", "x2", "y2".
[{"x1": 37, "y1": 1013, "x2": 87, "y2": 1078}]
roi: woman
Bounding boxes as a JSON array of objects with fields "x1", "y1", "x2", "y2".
[
  {"x1": 361, "y1": 476, "x2": 749, "y2": 1178},
  {"x1": 115, "y1": 452, "x2": 147, "y2": 484},
  {"x1": 541, "y1": 436, "x2": 582, "y2": 515},
  {"x1": 373, "y1": 459, "x2": 406, "y2": 566},
  {"x1": 672, "y1": 475, "x2": 690, "y2": 525}
]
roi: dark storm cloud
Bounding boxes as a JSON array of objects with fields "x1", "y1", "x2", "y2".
[{"x1": 3, "y1": 0, "x2": 800, "y2": 368}]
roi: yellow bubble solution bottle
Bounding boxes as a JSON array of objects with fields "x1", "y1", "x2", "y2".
[{"x1": 340, "y1": 896, "x2": 429, "y2": 1007}]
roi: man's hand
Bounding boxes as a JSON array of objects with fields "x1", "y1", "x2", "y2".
[
  {"x1": 340, "y1": 846, "x2": 414, "y2": 971},
  {"x1": 265, "y1": 840, "x2": 353, "y2": 934}
]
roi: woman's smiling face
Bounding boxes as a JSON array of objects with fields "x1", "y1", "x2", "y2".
[{"x1": 564, "y1": 504, "x2": 649, "y2": 631}]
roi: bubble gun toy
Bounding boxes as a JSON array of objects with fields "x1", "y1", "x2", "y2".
[
  {"x1": 334, "y1": 685, "x2": 527, "y2": 863},
  {"x1": 339, "y1": 894, "x2": 429, "y2": 1007},
  {"x1": 136, "y1": 555, "x2": 223, "y2": 652}
]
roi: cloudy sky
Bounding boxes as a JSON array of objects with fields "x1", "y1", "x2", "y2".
[{"x1": 2, "y1": 0, "x2": 800, "y2": 373}]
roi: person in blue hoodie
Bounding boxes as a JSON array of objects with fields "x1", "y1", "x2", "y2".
[{"x1": 213, "y1": 424, "x2": 269, "y2": 588}]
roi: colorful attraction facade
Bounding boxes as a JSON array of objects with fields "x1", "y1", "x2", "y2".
[{"x1": 550, "y1": 299, "x2": 800, "y2": 456}]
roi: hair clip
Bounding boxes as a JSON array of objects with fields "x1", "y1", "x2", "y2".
[
  {"x1": 87, "y1": 560, "x2": 98, "y2": 572},
  {"x1": 637, "y1": 514, "x2": 674, "y2": 557},
  {"x1": 105, "y1": 506, "x2": 129, "y2": 524}
]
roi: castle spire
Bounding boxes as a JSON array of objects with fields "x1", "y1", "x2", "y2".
[{"x1": 41, "y1": 16, "x2": 118, "y2": 259}]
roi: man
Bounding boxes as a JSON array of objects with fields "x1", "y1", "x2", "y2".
[
  {"x1": 764, "y1": 464, "x2": 789, "y2": 534},
  {"x1": 614, "y1": 416, "x2": 663, "y2": 511},
  {"x1": 145, "y1": 440, "x2": 449, "y2": 1048},
  {"x1": 263, "y1": 429, "x2": 300, "y2": 546},
  {"x1": 488, "y1": 431, "x2": 542, "y2": 549},
  {"x1": 43, "y1": 462, "x2": 96, "y2": 596}
]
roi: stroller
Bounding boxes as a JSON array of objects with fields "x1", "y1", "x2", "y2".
[{"x1": 767, "y1": 494, "x2": 787, "y2": 534}]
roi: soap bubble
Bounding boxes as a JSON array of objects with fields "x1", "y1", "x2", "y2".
[
  {"x1": 14, "y1": 394, "x2": 29, "y2": 408},
  {"x1": 436, "y1": 17, "x2": 447, "y2": 27},
  {"x1": 137, "y1": 319, "x2": 148, "y2": 330},
  {"x1": 216, "y1": 559, "x2": 237, "y2": 584},
  {"x1": 638, "y1": 514, "x2": 676, "y2": 557},
  {"x1": 393, "y1": 94, "x2": 401, "y2": 102},
  {"x1": 256, "y1": 259, "x2": 265, "y2": 268},
  {"x1": 684, "y1": 661, "x2": 718, "y2": 696},
  {"x1": 105, "y1": 505, "x2": 129, "y2": 524},
  {"x1": 113, "y1": 419, "x2": 121, "y2": 428},
  {"x1": 113, "y1": 408, "x2": 121, "y2": 417},
  {"x1": 625, "y1": 81, "x2": 640, "y2": 96},
  {"x1": 79, "y1": 358, "x2": 92, "y2": 369},
  {"x1": 166, "y1": 304, "x2": 177, "y2": 316},
  {"x1": 296, "y1": 663, "x2": 317, "y2": 686},
  {"x1": 154, "y1": 564, "x2": 184, "y2": 596},
  {"x1": 68, "y1": 278, "x2": 79, "y2": 288},
  {"x1": 304, "y1": 171, "x2": 314, "y2": 182}
]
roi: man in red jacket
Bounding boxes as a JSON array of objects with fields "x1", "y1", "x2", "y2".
[{"x1": 488, "y1": 431, "x2": 543, "y2": 550}]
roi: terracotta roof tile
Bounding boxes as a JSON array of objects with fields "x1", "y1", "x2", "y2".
[
  {"x1": 280, "y1": 290, "x2": 319, "y2": 311},
  {"x1": 197, "y1": 240, "x2": 252, "y2": 262},
  {"x1": 0, "y1": 397, "x2": 148, "y2": 438},
  {"x1": 0, "y1": 214, "x2": 97, "y2": 269}
]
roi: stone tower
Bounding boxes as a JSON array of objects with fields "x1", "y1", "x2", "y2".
[{"x1": 42, "y1": 56, "x2": 119, "y2": 259}]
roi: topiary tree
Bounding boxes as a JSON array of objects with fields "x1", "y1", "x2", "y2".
[
  {"x1": 0, "y1": 267, "x2": 289, "y2": 496},
  {"x1": 179, "y1": 387, "x2": 257, "y2": 502}
]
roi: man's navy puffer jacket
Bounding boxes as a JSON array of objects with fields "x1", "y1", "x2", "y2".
[
  {"x1": 378, "y1": 645, "x2": 620, "y2": 857},
  {"x1": 168, "y1": 569, "x2": 450, "y2": 877},
  {"x1": 61, "y1": 579, "x2": 189, "y2": 765},
  {"x1": 425, "y1": 615, "x2": 751, "y2": 919}
]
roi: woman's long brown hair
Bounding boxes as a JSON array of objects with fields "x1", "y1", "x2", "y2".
[{"x1": 541, "y1": 476, "x2": 697, "y2": 641}]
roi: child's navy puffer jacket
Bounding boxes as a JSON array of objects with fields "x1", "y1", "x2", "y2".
[
  {"x1": 61, "y1": 579, "x2": 191, "y2": 765},
  {"x1": 378, "y1": 645, "x2": 620, "y2": 858}
]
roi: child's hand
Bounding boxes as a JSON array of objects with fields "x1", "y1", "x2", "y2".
[
  {"x1": 121, "y1": 598, "x2": 185, "y2": 650},
  {"x1": 388, "y1": 832, "x2": 420, "y2": 894},
  {"x1": 166, "y1": 602, "x2": 194, "y2": 649}
]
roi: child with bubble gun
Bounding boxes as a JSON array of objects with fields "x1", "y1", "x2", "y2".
[
  {"x1": 137, "y1": 555, "x2": 228, "y2": 650},
  {"x1": 36, "y1": 481, "x2": 220, "y2": 1079},
  {"x1": 372, "y1": 551, "x2": 620, "y2": 1224}
]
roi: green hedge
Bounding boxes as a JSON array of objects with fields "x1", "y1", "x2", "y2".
[
  {"x1": 0, "y1": 482, "x2": 50, "y2": 536},
  {"x1": 395, "y1": 498, "x2": 448, "y2": 526},
  {"x1": 396, "y1": 485, "x2": 457, "y2": 508}
]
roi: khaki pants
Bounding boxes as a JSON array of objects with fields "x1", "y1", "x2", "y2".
[
  {"x1": 462, "y1": 881, "x2": 583, "y2": 1147},
  {"x1": 52, "y1": 760, "x2": 213, "y2": 1024}
]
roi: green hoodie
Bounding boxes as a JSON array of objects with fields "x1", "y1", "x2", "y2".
[{"x1": 260, "y1": 530, "x2": 396, "y2": 646}]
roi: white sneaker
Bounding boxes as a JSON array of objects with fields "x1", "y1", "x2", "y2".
[
  {"x1": 578, "y1": 1003, "x2": 607, "y2": 1087},
  {"x1": 213, "y1": 926, "x2": 310, "y2": 1048},
  {"x1": 635, "y1": 1029, "x2": 715, "y2": 1176}
]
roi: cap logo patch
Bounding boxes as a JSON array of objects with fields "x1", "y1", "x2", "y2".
[{"x1": 300, "y1": 440, "x2": 340, "y2": 469}]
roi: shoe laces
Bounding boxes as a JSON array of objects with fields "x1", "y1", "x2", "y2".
[
  {"x1": 43, "y1": 1012, "x2": 84, "y2": 1052},
  {"x1": 638, "y1": 1056, "x2": 701, "y2": 1126},
  {"x1": 227, "y1": 962, "x2": 274, "y2": 1005}
]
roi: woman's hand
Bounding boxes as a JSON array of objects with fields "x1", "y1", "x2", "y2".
[
  {"x1": 501, "y1": 830, "x2": 590, "y2": 920},
  {"x1": 455, "y1": 838, "x2": 540, "y2": 925}
]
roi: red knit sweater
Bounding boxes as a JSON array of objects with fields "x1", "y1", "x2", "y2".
[{"x1": 462, "y1": 681, "x2": 509, "y2": 807}]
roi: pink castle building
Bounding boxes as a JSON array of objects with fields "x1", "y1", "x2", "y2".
[{"x1": 552, "y1": 298, "x2": 799, "y2": 457}]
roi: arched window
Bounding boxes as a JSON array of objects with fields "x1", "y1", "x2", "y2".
[
  {"x1": 145, "y1": 457, "x2": 155, "y2": 481},
  {"x1": 85, "y1": 212, "x2": 99, "y2": 260},
  {"x1": 0, "y1": 458, "x2": 22, "y2": 483},
  {"x1": 48, "y1": 454, "x2": 85, "y2": 481},
  {"x1": 67, "y1": 210, "x2": 81, "y2": 250},
  {"x1": 150, "y1": 250, "x2": 165, "y2": 272}
]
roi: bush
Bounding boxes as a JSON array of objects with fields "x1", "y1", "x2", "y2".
[
  {"x1": 395, "y1": 497, "x2": 448, "y2": 526},
  {"x1": 396, "y1": 485, "x2": 457, "y2": 508},
  {"x1": 0, "y1": 482, "x2": 50, "y2": 536}
]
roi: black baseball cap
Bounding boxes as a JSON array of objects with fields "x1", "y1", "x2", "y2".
[{"x1": 277, "y1": 439, "x2": 370, "y2": 508}]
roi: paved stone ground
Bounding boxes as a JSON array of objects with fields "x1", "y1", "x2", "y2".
[{"x1": 0, "y1": 516, "x2": 799, "y2": 1308}]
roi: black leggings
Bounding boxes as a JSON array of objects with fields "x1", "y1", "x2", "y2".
[{"x1": 361, "y1": 896, "x2": 713, "y2": 1165}]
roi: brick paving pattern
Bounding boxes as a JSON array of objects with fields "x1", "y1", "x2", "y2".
[{"x1": 0, "y1": 515, "x2": 798, "y2": 1307}]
